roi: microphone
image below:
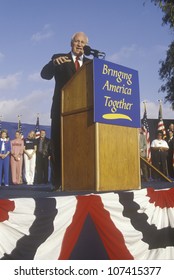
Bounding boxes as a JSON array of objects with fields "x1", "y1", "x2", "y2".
[{"x1": 84, "y1": 45, "x2": 106, "y2": 59}]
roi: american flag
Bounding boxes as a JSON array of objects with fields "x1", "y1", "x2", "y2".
[
  {"x1": 157, "y1": 102, "x2": 166, "y2": 138},
  {"x1": 17, "y1": 117, "x2": 24, "y2": 139},
  {"x1": 142, "y1": 103, "x2": 151, "y2": 163},
  {"x1": 35, "y1": 115, "x2": 40, "y2": 139}
]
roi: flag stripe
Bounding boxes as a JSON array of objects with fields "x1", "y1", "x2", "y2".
[
  {"x1": 142, "y1": 104, "x2": 151, "y2": 163},
  {"x1": 119, "y1": 191, "x2": 174, "y2": 250},
  {"x1": 0, "y1": 200, "x2": 15, "y2": 222},
  {"x1": 0, "y1": 188, "x2": 174, "y2": 260},
  {"x1": 34, "y1": 196, "x2": 78, "y2": 260},
  {"x1": 1, "y1": 198, "x2": 57, "y2": 260},
  {"x1": 158, "y1": 103, "x2": 166, "y2": 138},
  {"x1": 89, "y1": 194, "x2": 133, "y2": 260}
]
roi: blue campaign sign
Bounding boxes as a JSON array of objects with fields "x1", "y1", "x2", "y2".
[{"x1": 93, "y1": 58, "x2": 141, "y2": 128}]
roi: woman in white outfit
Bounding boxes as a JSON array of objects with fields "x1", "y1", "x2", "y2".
[{"x1": 24, "y1": 130, "x2": 37, "y2": 185}]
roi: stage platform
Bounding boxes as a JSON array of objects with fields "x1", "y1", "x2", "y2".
[
  {"x1": 0, "y1": 180, "x2": 173, "y2": 198},
  {"x1": 0, "y1": 181, "x2": 174, "y2": 260}
]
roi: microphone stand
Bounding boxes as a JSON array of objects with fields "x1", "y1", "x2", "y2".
[{"x1": 92, "y1": 50, "x2": 106, "y2": 59}]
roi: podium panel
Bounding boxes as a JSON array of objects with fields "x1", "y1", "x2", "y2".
[
  {"x1": 61, "y1": 61, "x2": 141, "y2": 191},
  {"x1": 96, "y1": 124, "x2": 140, "y2": 191},
  {"x1": 61, "y1": 110, "x2": 95, "y2": 191}
]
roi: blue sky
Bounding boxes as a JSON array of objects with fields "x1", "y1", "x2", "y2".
[{"x1": 0, "y1": 0, "x2": 173, "y2": 125}]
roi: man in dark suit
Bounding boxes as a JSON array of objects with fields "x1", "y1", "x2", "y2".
[
  {"x1": 40, "y1": 32, "x2": 90, "y2": 189},
  {"x1": 36, "y1": 130, "x2": 51, "y2": 184}
]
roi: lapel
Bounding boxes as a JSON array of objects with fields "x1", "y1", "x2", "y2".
[
  {"x1": 67, "y1": 53, "x2": 90, "y2": 72},
  {"x1": 66, "y1": 52, "x2": 76, "y2": 72}
]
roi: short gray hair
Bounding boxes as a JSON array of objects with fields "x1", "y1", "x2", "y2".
[{"x1": 71, "y1": 32, "x2": 89, "y2": 44}]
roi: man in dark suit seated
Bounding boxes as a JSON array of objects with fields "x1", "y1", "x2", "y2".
[{"x1": 40, "y1": 32, "x2": 90, "y2": 190}]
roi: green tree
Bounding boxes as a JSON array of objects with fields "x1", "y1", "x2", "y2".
[
  {"x1": 150, "y1": 0, "x2": 174, "y2": 28},
  {"x1": 148, "y1": 0, "x2": 174, "y2": 107},
  {"x1": 159, "y1": 41, "x2": 174, "y2": 107}
]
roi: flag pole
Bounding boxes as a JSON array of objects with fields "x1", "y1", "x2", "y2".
[
  {"x1": 17, "y1": 115, "x2": 22, "y2": 130},
  {"x1": 35, "y1": 113, "x2": 40, "y2": 139},
  {"x1": 17, "y1": 115, "x2": 24, "y2": 139},
  {"x1": 143, "y1": 101, "x2": 147, "y2": 116}
]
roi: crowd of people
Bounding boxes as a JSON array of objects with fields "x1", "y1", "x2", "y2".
[
  {"x1": 140, "y1": 123, "x2": 174, "y2": 181},
  {"x1": 1, "y1": 123, "x2": 173, "y2": 187},
  {"x1": 0, "y1": 129, "x2": 51, "y2": 187}
]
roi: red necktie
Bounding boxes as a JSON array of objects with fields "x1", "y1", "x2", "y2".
[{"x1": 75, "y1": 56, "x2": 80, "y2": 71}]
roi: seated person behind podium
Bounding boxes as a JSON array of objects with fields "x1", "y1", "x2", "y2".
[
  {"x1": 151, "y1": 130, "x2": 169, "y2": 177},
  {"x1": 40, "y1": 32, "x2": 91, "y2": 190}
]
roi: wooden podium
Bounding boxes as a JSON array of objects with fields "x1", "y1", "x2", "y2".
[{"x1": 61, "y1": 61, "x2": 141, "y2": 191}]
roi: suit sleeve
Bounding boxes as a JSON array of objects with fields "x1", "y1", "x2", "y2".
[
  {"x1": 40, "y1": 53, "x2": 67, "y2": 80},
  {"x1": 40, "y1": 60, "x2": 55, "y2": 80}
]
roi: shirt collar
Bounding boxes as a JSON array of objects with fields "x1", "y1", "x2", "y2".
[{"x1": 71, "y1": 52, "x2": 83, "y2": 62}]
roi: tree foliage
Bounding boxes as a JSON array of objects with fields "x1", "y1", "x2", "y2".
[
  {"x1": 150, "y1": 0, "x2": 174, "y2": 28},
  {"x1": 159, "y1": 41, "x2": 174, "y2": 107},
  {"x1": 147, "y1": 0, "x2": 174, "y2": 106}
]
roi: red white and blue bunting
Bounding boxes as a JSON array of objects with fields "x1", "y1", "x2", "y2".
[{"x1": 0, "y1": 187, "x2": 174, "y2": 260}]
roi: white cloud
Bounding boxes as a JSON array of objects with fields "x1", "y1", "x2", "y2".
[
  {"x1": 31, "y1": 24, "x2": 54, "y2": 42},
  {"x1": 28, "y1": 72, "x2": 41, "y2": 82},
  {"x1": 0, "y1": 72, "x2": 22, "y2": 90},
  {"x1": 108, "y1": 43, "x2": 168, "y2": 66},
  {"x1": 108, "y1": 44, "x2": 138, "y2": 63},
  {"x1": 0, "y1": 88, "x2": 52, "y2": 125},
  {"x1": 1, "y1": 92, "x2": 173, "y2": 126}
]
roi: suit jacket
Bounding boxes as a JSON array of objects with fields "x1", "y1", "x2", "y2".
[
  {"x1": 166, "y1": 136, "x2": 174, "y2": 158},
  {"x1": 41, "y1": 52, "x2": 91, "y2": 119},
  {"x1": 36, "y1": 137, "x2": 51, "y2": 158},
  {"x1": 0, "y1": 139, "x2": 11, "y2": 154}
]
